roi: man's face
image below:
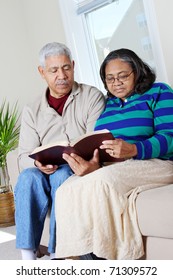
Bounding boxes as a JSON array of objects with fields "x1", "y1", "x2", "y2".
[{"x1": 38, "y1": 55, "x2": 75, "y2": 98}]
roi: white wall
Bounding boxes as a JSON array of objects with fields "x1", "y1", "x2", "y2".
[
  {"x1": 0, "y1": 0, "x2": 66, "y2": 115},
  {"x1": 0, "y1": 0, "x2": 173, "y2": 117},
  {"x1": 152, "y1": 0, "x2": 173, "y2": 85}
]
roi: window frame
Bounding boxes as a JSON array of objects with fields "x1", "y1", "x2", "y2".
[{"x1": 58, "y1": 0, "x2": 168, "y2": 90}]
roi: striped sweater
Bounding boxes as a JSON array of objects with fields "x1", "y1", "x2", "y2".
[{"x1": 94, "y1": 82, "x2": 173, "y2": 160}]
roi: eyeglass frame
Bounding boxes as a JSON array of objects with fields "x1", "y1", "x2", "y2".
[{"x1": 105, "y1": 70, "x2": 134, "y2": 84}]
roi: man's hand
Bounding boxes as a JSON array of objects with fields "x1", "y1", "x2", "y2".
[
  {"x1": 34, "y1": 160, "x2": 58, "y2": 174},
  {"x1": 62, "y1": 149, "x2": 100, "y2": 176}
]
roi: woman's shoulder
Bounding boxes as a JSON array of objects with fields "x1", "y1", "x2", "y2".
[
  {"x1": 151, "y1": 82, "x2": 173, "y2": 91},
  {"x1": 146, "y1": 82, "x2": 173, "y2": 96}
]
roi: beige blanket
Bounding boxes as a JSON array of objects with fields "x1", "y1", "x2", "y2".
[{"x1": 55, "y1": 159, "x2": 173, "y2": 260}]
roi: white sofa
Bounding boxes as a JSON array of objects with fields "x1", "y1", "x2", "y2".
[
  {"x1": 7, "y1": 149, "x2": 173, "y2": 259},
  {"x1": 136, "y1": 185, "x2": 173, "y2": 259}
]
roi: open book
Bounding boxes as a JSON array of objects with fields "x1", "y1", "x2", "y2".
[{"x1": 29, "y1": 129, "x2": 122, "y2": 165}]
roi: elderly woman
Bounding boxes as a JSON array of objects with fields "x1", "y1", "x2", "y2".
[{"x1": 55, "y1": 49, "x2": 173, "y2": 260}]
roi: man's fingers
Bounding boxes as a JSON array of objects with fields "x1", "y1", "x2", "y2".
[{"x1": 92, "y1": 149, "x2": 99, "y2": 163}]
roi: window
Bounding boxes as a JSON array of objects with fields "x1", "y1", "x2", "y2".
[
  {"x1": 85, "y1": 0, "x2": 154, "y2": 68},
  {"x1": 59, "y1": 0, "x2": 167, "y2": 91}
]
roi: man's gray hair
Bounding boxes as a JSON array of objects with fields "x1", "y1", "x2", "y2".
[{"x1": 39, "y1": 42, "x2": 73, "y2": 67}]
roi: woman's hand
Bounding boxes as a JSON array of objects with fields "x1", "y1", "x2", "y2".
[
  {"x1": 34, "y1": 160, "x2": 58, "y2": 174},
  {"x1": 62, "y1": 149, "x2": 100, "y2": 176},
  {"x1": 100, "y1": 138, "x2": 137, "y2": 159}
]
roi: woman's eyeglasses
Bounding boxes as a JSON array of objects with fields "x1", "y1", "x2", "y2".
[{"x1": 105, "y1": 71, "x2": 133, "y2": 84}]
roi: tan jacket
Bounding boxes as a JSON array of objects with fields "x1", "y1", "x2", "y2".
[{"x1": 18, "y1": 82, "x2": 105, "y2": 170}]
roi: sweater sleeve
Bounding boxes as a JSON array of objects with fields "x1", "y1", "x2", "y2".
[
  {"x1": 135, "y1": 84, "x2": 173, "y2": 160},
  {"x1": 18, "y1": 105, "x2": 41, "y2": 171}
]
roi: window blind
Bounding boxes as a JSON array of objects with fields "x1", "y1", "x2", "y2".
[{"x1": 75, "y1": 0, "x2": 115, "y2": 15}]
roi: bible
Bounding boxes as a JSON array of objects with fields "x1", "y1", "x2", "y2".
[{"x1": 29, "y1": 129, "x2": 121, "y2": 165}]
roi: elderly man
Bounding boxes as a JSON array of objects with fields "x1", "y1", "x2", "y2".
[{"x1": 14, "y1": 42, "x2": 105, "y2": 260}]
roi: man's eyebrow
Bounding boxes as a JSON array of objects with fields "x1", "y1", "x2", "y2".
[{"x1": 48, "y1": 64, "x2": 71, "y2": 69}]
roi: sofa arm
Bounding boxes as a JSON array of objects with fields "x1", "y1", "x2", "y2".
[{"x1": 6, "y1": 148, "x2": 19, "y2": 190}]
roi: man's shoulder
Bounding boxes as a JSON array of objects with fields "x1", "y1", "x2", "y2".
[
  {"x1": 74, "y1": 81, "x2": 104, "y2": 97},
  {"x1": 22, "y1": 93, "x2": 45, "y2": 114},
  {"x1": 77, "y1": 82, "x2": 100, "y2": 91}
]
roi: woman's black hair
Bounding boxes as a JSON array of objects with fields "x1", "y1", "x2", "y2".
[{"x1": 100, "y1": 48, "x2": 156, "y2": 94}]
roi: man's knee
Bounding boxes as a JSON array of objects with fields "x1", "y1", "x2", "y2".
[
  {"x1": 16, "y1": 167, "x2": 44, "y2": 187},
  {"x1": 19, "y1": 167, "x2": 38, "y2": 178},
  {"x1": 50, "y1": 165, "x2": 73, "y2": 187},
  {"x1": 59, "y1": 164, "x2": 73, "y2": 175}
]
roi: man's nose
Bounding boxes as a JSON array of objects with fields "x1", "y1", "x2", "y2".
[{"x1": 57, "y1": 68, "x2": 66, "y2": 78}]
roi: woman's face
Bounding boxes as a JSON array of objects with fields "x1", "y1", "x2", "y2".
[{"x1": 105, "y1": 58, "x2": 135, "y2": 100}]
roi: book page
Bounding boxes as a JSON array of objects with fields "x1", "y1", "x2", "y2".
[{"x1": 30, "y1": 140, "x2": 69, "y2": 155}]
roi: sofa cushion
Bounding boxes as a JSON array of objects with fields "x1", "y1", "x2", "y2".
[{"x1": 136, "y1": 184, "x2": 173, "y2": 238}]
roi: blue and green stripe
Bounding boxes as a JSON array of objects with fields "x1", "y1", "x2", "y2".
[{"x1": 94, "y1": 82, "x2": 173, "y2": 160}]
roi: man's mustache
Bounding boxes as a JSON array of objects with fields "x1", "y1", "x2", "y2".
[{"x1": 56, "y1": 80, "x2": 69, "y2": 85}]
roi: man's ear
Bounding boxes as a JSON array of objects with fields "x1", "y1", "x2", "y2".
[{"x1": 38, "y1": 66, "x2": 45, "y2": 79}]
